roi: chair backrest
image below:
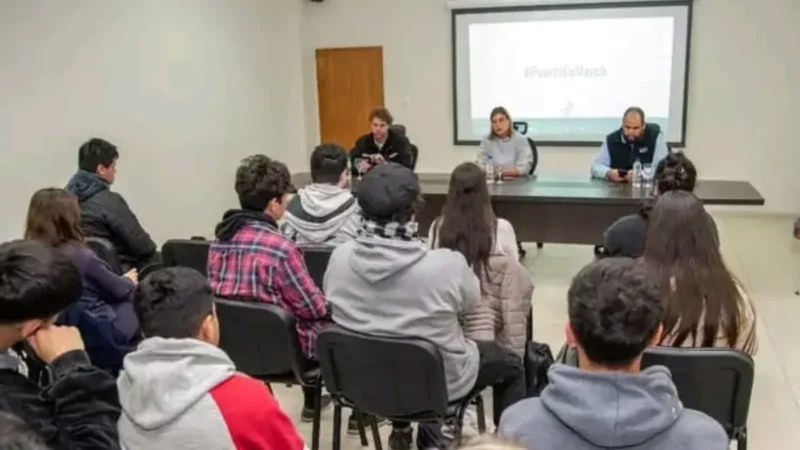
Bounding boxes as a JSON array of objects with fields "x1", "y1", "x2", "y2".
[
  {"x1": 215, "y1": 298, "x2": 307, "y2": 380},
  {"x1": 526, "y1": 138, "x2": 539, "y2": 175},
  {"x1": 642, "y1": 347, "x2": 754, "y2": 437},
  {"x1": 409, "y1": 144, "x2": 419, "y2": 171},
  {"x1": 162, "y1": 239, "x2": 210, "y2": 275},
  {"x1": 85, "y1": 237, "x2": 123, "y2": 275},
  {"x1": 300, "y1": 245, "x2": 334, "y2": 291},
  {"x1": 317, "y1": 325, "x2": 450, "y2": 419}
]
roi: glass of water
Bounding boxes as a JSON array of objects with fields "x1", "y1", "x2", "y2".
[{"x1": 641, "y1": 163, "x2": 654, "y2": 189}]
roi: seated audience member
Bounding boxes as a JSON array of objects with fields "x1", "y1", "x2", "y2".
[
  {"x1": 429, "y1": 162, "x2": 532, "y2": 356},
  {"x1": 324, "y1": 163, "x2": 525, "y2": 450},
  {"x1": 66, "y1": 138, "x2": 158, "y2": 271},
  {"x1": 603, "y1": 152, "x2": 719, "y2": 258},
  {"x1": 0, "y1": 412, "x2": 50, "y2": 450},
  {"x1": 0, "y1": 240, "x2": 121, "y2": 449},
  {"x1": 207, "y1": 154, "x2": 331, "y2": 421},
  {"x1": 24, "y1": 188, "x2": 139, "y2": 344},
  {"x1": 351, "y1": 107, "x2": 414, "y2": 175},
  {"x1": 498, "y1": 258, "x2": 729, "y2": 450},
  {"x1": 282, "y1": 143, "x2": 360, "y2": 245},
  {"x1": 117, "y1": 267, "x2": 306, "y2": 450},
  {"x1": 478, "y1": 107, "x2": 534, "y2": 178},
  {"x1": 643, "y1": 191, "x2": 757, "y2": 354},
  {"x1": 591, "y1": 107, "x2": 669, "y2": 182}
]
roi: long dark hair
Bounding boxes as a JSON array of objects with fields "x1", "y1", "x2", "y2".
[
  {"x1": 25, "y1": 188, "x2": 84, "y2": 247},
  {"x1": 436, "y1": 162, "x2": 495, "y2": 279},
  {"x1": 489, "y1": 106, "x2": 513, "y2": 139},
  {"x1": 643, "y1": 191, "x2": 746, "y2": 349}
]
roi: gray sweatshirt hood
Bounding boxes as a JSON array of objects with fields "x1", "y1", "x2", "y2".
[
  {"x1": 349, "y1": 235, "x2": 428, "y2": 283},
  {"x1": 541, "y1": 364, "x2": 683, "y2": 448},
  {"x1": 117, "y1": 337, "x2": 235, "y2": 430},
  {"x1": 282, "y1": 184, "x2": 360, "y2": 244}
]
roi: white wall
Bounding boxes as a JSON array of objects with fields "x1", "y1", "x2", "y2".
[
  {"x1": 0, "y1": 0, "x2": 307, "y2": 242},
  {"x1": 301, "y1": 0, "x2": 799, "y2": 213}
]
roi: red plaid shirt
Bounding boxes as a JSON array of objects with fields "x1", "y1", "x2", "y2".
[{"x1": 207, "y1": 219, "x2": 330, "y2": 360}]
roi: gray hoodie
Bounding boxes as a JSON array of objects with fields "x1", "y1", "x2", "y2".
[
  {"x1": 499, "y1": 364, "x2": 728, "y2": 450},
  {"x1": 281, "y1": 184, "x2": 360, "y2": 245},
  {"x1": 117, "y1": 338, "x2": 236, "y2": 449},
  {"x1": 324, "y1": 234, "x2": 481, "y2": 401}
]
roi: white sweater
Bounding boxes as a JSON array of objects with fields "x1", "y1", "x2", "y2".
[{"x1": 428, "y1": 217, "x2": 519, "y2": 261}]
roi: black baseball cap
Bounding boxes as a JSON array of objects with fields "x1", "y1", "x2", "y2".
[{"x1": 357, "y1": 163, "x2": 420, "y2": 220}]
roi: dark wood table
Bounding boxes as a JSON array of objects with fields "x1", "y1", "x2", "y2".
[{"x1": 293, "y1": 173, "x2": 765, "y2": 245}]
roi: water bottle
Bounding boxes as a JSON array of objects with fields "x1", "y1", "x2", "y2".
[
  {"x1": 485, "y1": 155, "x2": 495, "y2": 183},
  {"x1": 632, "y1": 159, "x2": 642, "y2": 188}
]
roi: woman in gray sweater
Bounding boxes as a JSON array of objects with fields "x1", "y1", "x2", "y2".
[{"x1": 478, "y1": 107, "x2": 534, "y2": 178}]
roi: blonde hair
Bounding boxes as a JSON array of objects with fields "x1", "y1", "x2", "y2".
[{"x1": 458, "y1": 435, "x2": 524, "y2": 450}]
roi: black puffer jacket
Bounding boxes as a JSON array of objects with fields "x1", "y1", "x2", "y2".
[{"x1": 66, "y1": 171, "x2": 156, "y2": 269}]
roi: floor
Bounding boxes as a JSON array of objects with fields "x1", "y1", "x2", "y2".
[{"x1": 272, "y1": 213, "x2": 800, "y2": 449}]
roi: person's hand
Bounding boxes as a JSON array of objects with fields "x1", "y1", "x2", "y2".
[
  {"x1": 623, "y1": 171, "x2": 633, "y2": 182},
  {"x1": 358, "y1": 159, "x2": 372, "y2": 173},
  {"x1": 124, "y1": 268, "x2": 138, "y2": 284},
  {"x1": 370, "y1": 154, "x2": 386, "y2": 165},
  {"x1": 27, "y1": 325, "x2": 85, "y2": 365},
  {"x1": 607, "y1": 169, "x2": 625, "y2": 182}
]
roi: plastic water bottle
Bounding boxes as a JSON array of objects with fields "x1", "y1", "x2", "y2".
[
  {"x1": 485, "y1": 155, "x2": 494, "y2": 183},
  {"x1": 632, "y1": 159, "x2": 642, "y2": 188}
]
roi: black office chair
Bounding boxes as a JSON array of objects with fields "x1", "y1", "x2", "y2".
[
  {"x1": 162, "y1": 238, "x2": 210, "y2": 275},
  {"x1": 512, "y1": 122, "x2": 543, "y2": 252},
  {"x1": 642, "y1": 347, "x2": 754, "y2": 450},
  {"x1": 391, "y1": 124, "x2": 419, "y2": 171},
  {"x1": 86, "y1": 237, "x2": 124, "y2": 275},
  {"x1": 300, "y1": 245, "x2": 334, "y2": 291},
  {"x1": 215, "y1": 299, "x2": 326, "y2": 450},
  {"x1": 409, "y1": 143, "x2": 419, "y2": 171},
  {"x1": 317, "y1": 325, "x2": 486, "y2": 450}
]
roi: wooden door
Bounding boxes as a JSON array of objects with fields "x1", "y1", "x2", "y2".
[{"x1": 316, "y1": 46, "x2": 384, "y2": 150}]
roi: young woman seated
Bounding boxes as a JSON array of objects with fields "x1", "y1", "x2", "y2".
[
  {"x1": 643, "y1": 191, "x2": 757, "y2": 355},
  {"x1": 429, "y1": 162, "x2": 533, "y2": 356}
]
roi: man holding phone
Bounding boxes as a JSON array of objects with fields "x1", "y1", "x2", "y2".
[
  {"x1": 591, "y1": 107, "x2": 669, "y2": 182},
  {"x1": 351, "y1": 107, "x2": 414, "y2": 177}
]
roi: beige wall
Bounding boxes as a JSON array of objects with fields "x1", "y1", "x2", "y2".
[
  {"x1": 0, "y1": 0, "x2": 307, "y2": 242},
  {"x1": 301, "y1": 0, "x2": 800, "y2": 213}
]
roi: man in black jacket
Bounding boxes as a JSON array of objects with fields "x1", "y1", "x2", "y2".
[
  {"x1": 351, "y1": 107, "x2": 414, "y2": 176},
  {"x1": 66, "y1": 138, "x2": 158, "y2": 270},
  {"x1": 0, "y1": 240, "x2": 121, "y2": 449}
]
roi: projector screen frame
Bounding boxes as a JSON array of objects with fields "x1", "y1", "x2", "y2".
[{"x1": 450, "y1": 0, "x2": 695, "y2": 148}]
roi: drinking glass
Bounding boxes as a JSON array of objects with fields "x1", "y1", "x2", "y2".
[{"x1": 642, "y1": 163, "x2": 654, "y2": 188}]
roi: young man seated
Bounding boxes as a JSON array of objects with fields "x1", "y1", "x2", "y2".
[
  {"x1": 207, "y1": 154, "x2": 331, "y2": 421},
  {"x1": 117, "y1": 267, "x2": 306, "y2": 449},
  {"x1": 0, "y1": 240, "x2": 121, "y2": 449},
  {"x1": 282, "y1": 144, "x2": 360, "y2": 245},
  {"x1": 66, "y1": 138, "x2": 158, "y2": 270},
  {"x1": 324, "y1": 163, "x2": 526, "y2": 450},
  {"x1": 498, "y1": 258, "x2": 729, "y2": 450}
]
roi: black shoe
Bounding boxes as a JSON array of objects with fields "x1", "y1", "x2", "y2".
[
  {"x1": 300, "y1": 394, "x2": 332, "y2": 422},
  {"x1": 388, "y1": 426, "x2": 413, "y2": 450},
  {"x1": 347, "y1": 412, "x2": 389, "y2": 435}
]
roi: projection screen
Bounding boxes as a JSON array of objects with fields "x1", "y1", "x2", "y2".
[{"x1": 452, "y1": 1, "x2": 693, "y2": 146}]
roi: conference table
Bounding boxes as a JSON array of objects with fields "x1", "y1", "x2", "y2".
[{"x1": 292, "y1": 173, "x2": 765, "y2": 245}]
